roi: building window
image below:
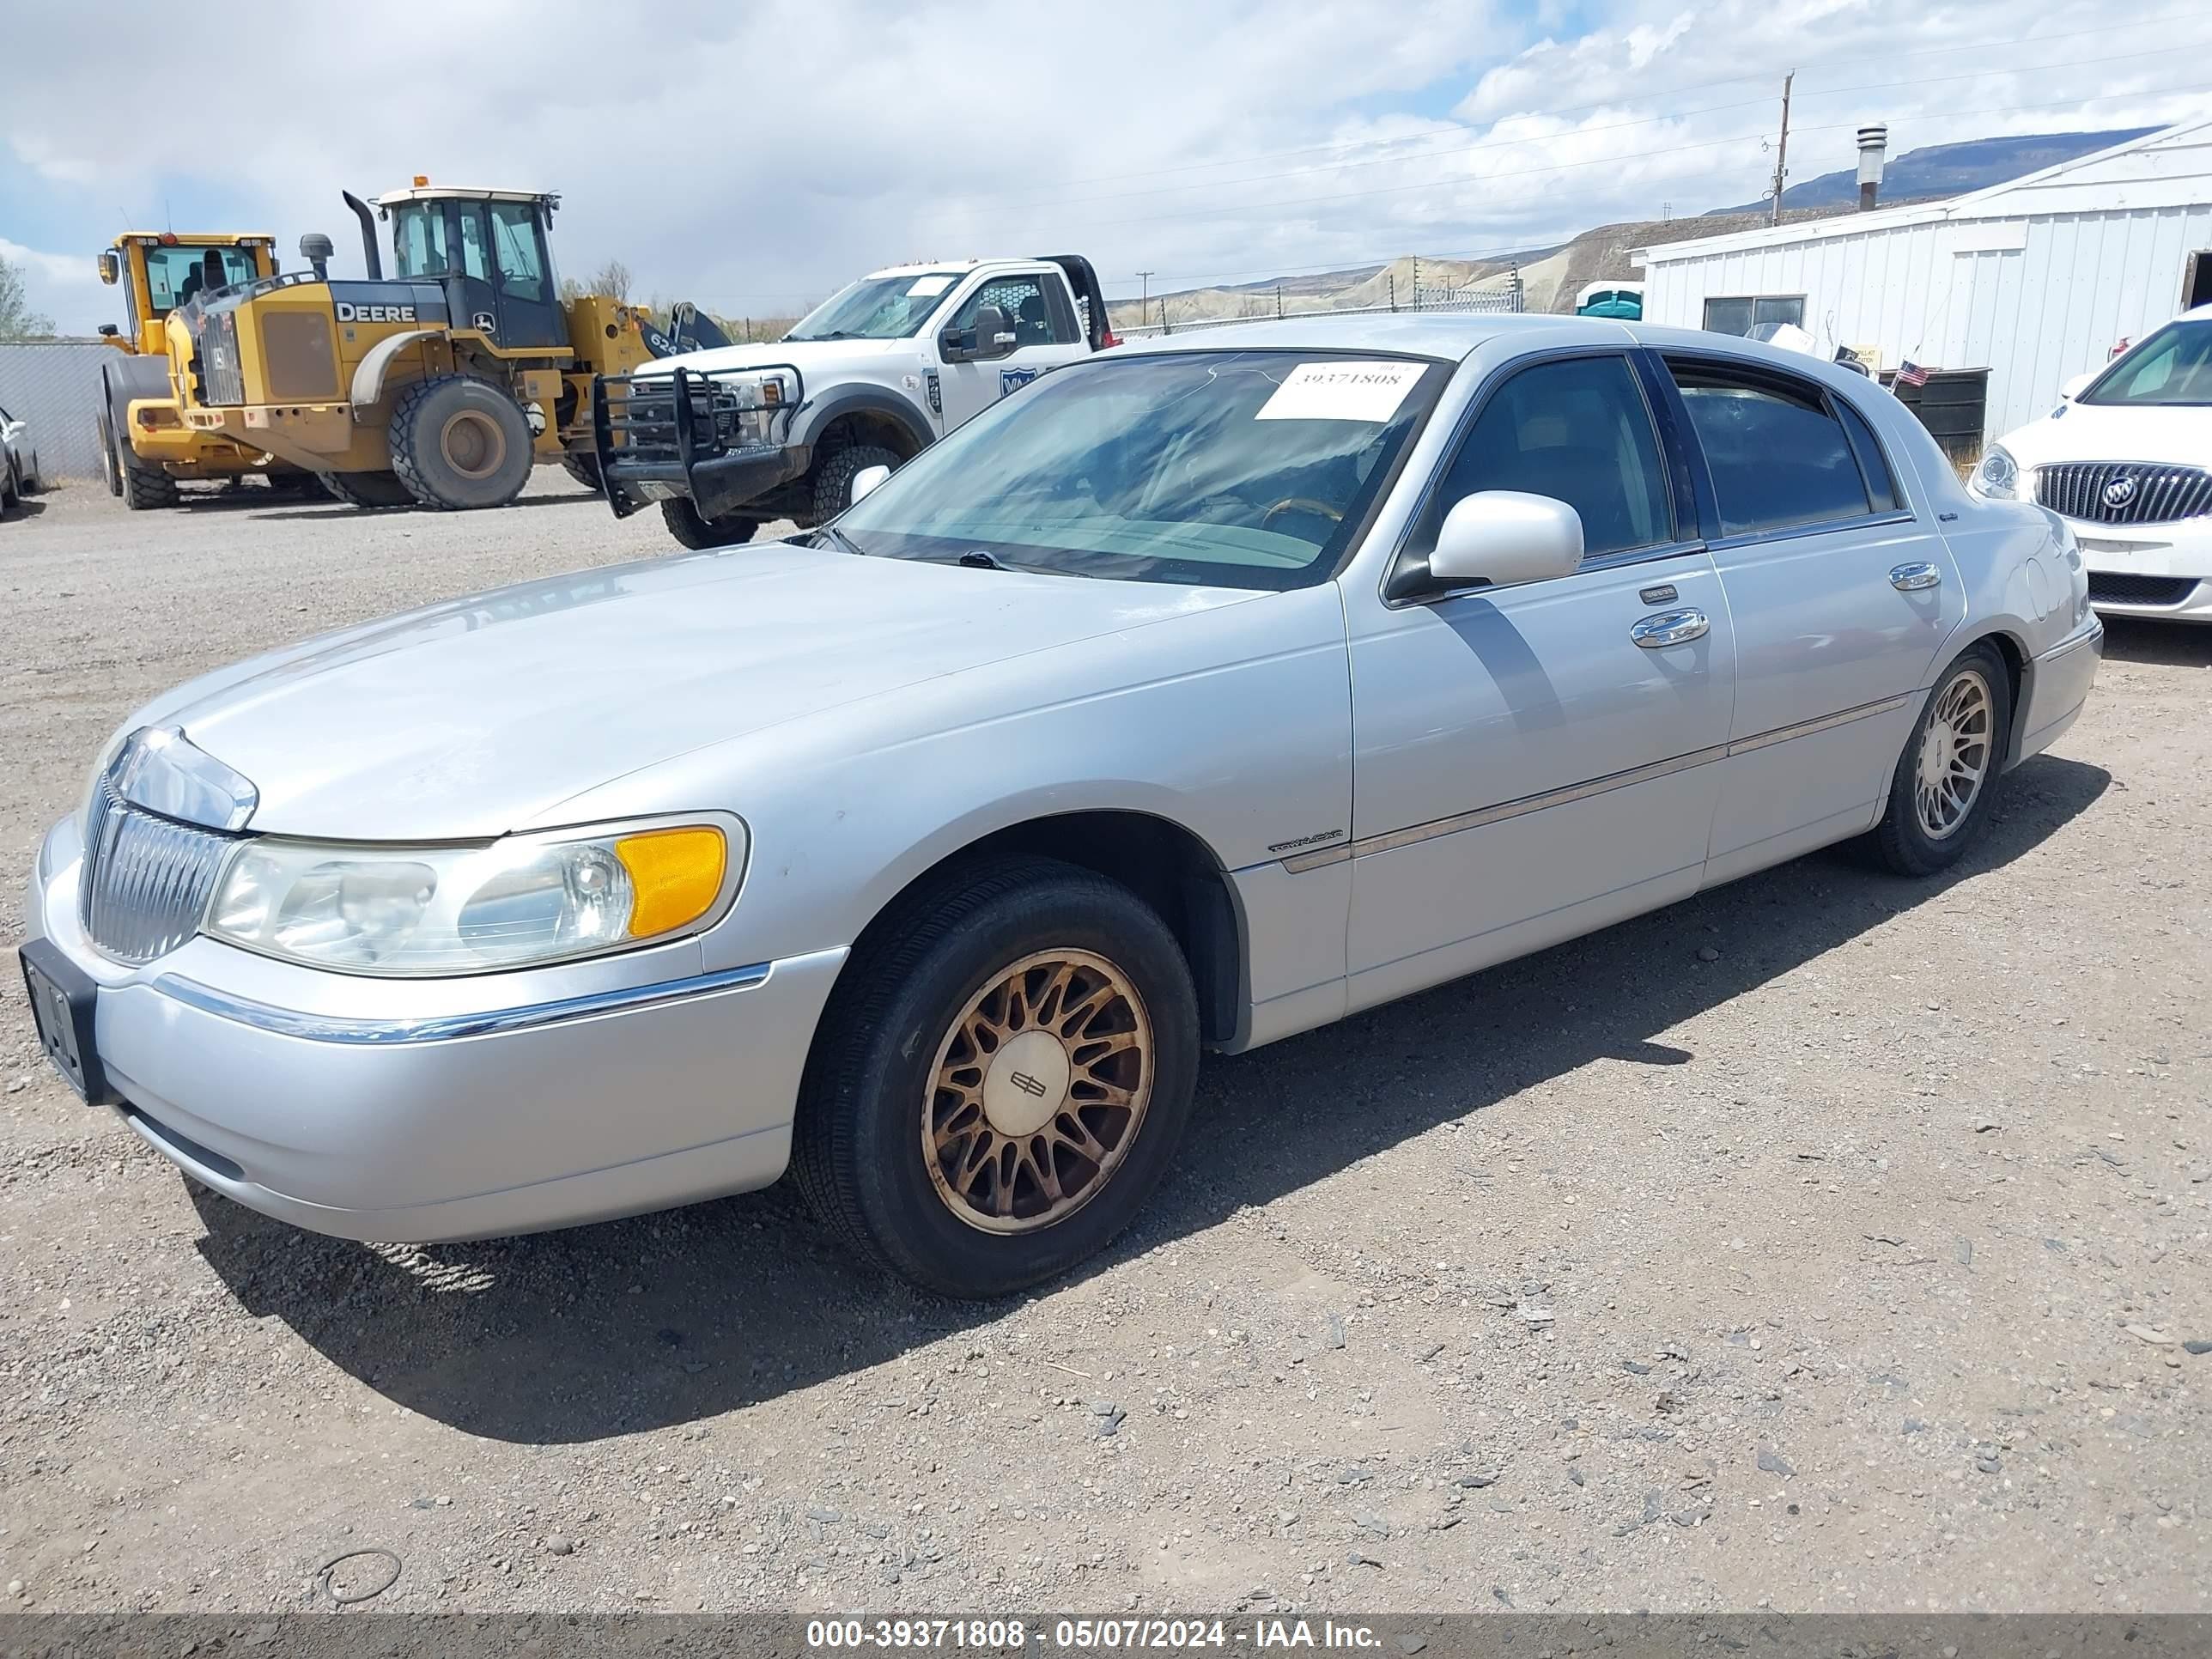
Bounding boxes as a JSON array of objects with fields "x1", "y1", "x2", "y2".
[{"x1": 1702, "y1": 295, "x2": 1805, "y2": 337}]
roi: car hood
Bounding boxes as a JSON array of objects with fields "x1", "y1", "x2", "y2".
[
  {"x1": 635, "y1": 337, "x2": 921, "y2": 379},
  {"x1": 2002, "y1": 399, "x2": 2212, "y2": 468},
  {"x1": 138, "y1": 544, "x2": 1262, "y2": 840}
]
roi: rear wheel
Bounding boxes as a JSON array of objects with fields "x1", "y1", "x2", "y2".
[
  {"x1": 659, "y1": 498, "x2": 757, "y2": 550},
  {"x1": 319, "y1": 469, "x2": 417, "y2": 509},
  {"x1": 118, "y1": 448, "x2": 180, "y2": 511},
  {"x1": 811, "y1": 443, "x2": 900, "y2": 524},
  {"x1": 560, "y1": 452, "x2": 603, "y2": 491},
  {"x1": 98, "y1": 416, "x2": 123, "y2": 497},
  {"x1": 1865, "y1": 641, "x2": 2013, "y2": 876},
  {"x1": 388, "y1": 375, "x2": 534, "y2": 509},
  {"x1": 793, "y1": 857, "x2": 1200, "y2": 1298}
]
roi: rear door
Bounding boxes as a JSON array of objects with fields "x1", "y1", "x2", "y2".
[
  {"x1": 1656, "y1": 353, "x2": 1966, "y2": 882},
  {"x1": 936, "y1": 269, "x2": 1091, "y2": 430}
]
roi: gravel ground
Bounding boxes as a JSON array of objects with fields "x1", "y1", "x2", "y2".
[{"x1": 1, "y1": 474, "x2": 2207, "y2": 1617}]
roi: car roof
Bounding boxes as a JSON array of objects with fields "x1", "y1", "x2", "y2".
[{"x1": 1115, "y1": 311, "x2": 1619, "y2": 361}]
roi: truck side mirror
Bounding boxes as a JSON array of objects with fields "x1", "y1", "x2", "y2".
[
  {"x1": 97, "y1": 251, "x2": 120, "y2": 286},
  {"x1": 98, "y1": 324, "x2": 120, "y2": 338},
  {"x1": 939, "y1": 303, "x2": 1015, "y2": 364}
]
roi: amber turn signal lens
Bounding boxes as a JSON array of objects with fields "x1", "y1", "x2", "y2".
[{"x1": 614, "y1": 827, "x2": 727, "y2": 938}]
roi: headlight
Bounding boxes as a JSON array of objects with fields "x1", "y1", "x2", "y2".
[
  {"x1": 1969, "y1": 444, "x2": 2020, "y2": 500},
  {"x1": 207, "y1": 820, "x2": 741, "y2": 975}
]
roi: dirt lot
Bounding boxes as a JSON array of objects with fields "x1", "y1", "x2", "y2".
[{"x1": 1, "y1": 475, "x2": 2207, "y2": 1618}]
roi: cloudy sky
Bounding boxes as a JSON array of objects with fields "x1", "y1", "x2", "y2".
[{"x1": 4, "y1": 0, "x2": 2207, "y2": 333}]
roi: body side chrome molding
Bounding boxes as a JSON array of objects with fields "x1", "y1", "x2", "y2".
[
  {"x1": 1284, "y1": 690, "x2": 1917, "y2": 873},
  {"x1": 150, "y1": 961, "x2": 774, "y2": 1045}
]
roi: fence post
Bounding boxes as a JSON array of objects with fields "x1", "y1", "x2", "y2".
[
  {"x1": 1389, "y1": 273, "x2": 1397, "y2": 313},
  {"x1": 1275, "y1": 283, "x2": 1284, "y2": 319}
]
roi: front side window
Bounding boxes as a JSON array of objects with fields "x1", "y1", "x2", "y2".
[
  {"x1": 1703, "y1": 295, "x2": 1805, "y2": 337},
  {"x1": 835, "y1": 349, "x2": 1448, "y2": 589},
  {"x1": 951, "y1": 274, "x2": 1073, "y2": 348},
  {"x1": 1670, "y1": 361, "x2": 1874, "y2": 535},
  {"x1": 786, "y1": 272, "x2": 966, "y2": 342},
  {"x1": 2081, "y1": 320, "x2": 2212, "y2": 406},
  {"x1": 457, "y1": 208, "x2": 491, "y2": 283},
  {"x1": 389, "y1": 204, "x2": 450, "y2": 279},
  {"x1": 1420, "y1": 354, "x2": 1671, "y2": 560},
  {"x1": 489, "y1": 201, "x2": 546, "y2": 301},
  {"x1": 143, "y1": 246, "x2": 259, "y2": 315}
]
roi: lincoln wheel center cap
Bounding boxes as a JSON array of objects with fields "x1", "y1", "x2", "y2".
[{"x1": 981, "y1": 1030, "x2": 1072, "y2": 1137}]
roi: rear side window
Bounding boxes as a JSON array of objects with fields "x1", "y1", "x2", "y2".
[
  {"x1": 1669, "y1": 362, "x2": 1872, "y2": 535},
  {"x1": 1425, "y1": 354, "x2": 1673, "y2": 560},
  {"x1": 1834, "y1": 397, "x2": 1899, "y2": 513}
]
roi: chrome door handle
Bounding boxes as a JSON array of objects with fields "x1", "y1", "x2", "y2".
[
  {"x1": 1890, "y1": 562, "x2": 1942, "y2": 592},
  {"x1": 1631, "y1": 608, "x2": 1709, "y2": 648}
]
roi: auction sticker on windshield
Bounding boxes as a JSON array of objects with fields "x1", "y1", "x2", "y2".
[
  {"x1": 1255, "y1": 360, "x2": 1425, "y2": 422},
  {"x1": 908, "y1": 275, "x2": 956, "y2": 297}
]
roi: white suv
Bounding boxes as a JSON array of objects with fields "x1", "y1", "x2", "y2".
[
  {"x1": 1970, "y1": 304, "x2": 2212, "y2": 622},
  {"x1": 593, "y1": 257, "x2": 1113, "y2": 549}
]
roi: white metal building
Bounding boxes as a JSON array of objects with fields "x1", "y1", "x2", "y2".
[{"x1": 1633, "y1": 118, "x2": 2212, "y2": 441}]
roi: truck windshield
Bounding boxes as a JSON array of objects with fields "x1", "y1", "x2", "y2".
[
  {"x1": 834, "y1": 349, "x2": 1448, "y2": 590},
  {"x1": 2082, "y1": 320, "x2": 2212, "y2": 406},
  {"x1": 786, "y1": 272, "x2": 964, "y2": 341},
  {"x1": 389, "y1": 203, "x2": 450, "y2": 279},
  {"x1": 143, "y1": 246, "x2": 260, "y2": 315}
]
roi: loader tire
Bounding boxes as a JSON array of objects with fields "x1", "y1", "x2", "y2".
[
  {"x1": 118, "y1": 451, "x2": 180, "y2": 512},
  {"x1": 389, "y1": 375, "x2": 533, "y2": 510},
  {"x1": 560, "y1": 452, "x2": 603, "y2": 492},
  {"x1": 319, "y1": 470, "x2": 417, "y2": 509},
  {"x1": 98, "y1": 416, "x2": 123, "y2": 497},
  {"x1": 811, "y1": 443, "x2": 900, "y2": 524},
  {"x1": 659, "y1": 498, "x2": 758, "y2": 550}
]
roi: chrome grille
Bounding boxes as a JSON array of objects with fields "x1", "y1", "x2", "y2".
[
  {"x1": 2035, "y1": 461, "x2": 2212, "y2": 526},
  {"x1": 79, "y1": 775, "x2": 238, "y2": 964},
  {"x1": 195, "y1": 310, "x2": 245, "y2": 407}
]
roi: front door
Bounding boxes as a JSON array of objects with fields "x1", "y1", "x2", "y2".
[
  {"x1": 442, "y1": 200, "x2": 567, "y2": 354},
  {"x1": 1656, "y1": 355, "x2": 1966, "y2": 882},
  {"x1": 1342, "y1": 351, "x2": 1737, "y2": 1011},
  {"x1": 936, "y1": 270, "x2": 1091, "y2": 431}
]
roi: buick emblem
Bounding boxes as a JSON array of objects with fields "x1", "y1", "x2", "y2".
[{"x1": 2103, "y1": 477, "x2": 2136, "y2": 508}]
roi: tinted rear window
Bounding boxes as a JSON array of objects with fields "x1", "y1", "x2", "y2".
[{"x1": 1670, "y1": 362, "x2": 1873, "y2": 535}]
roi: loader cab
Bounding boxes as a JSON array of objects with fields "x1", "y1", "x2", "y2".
[
  {"x1": 100, "y1": 235, "x2": 275, "y2": 354},
  {"x1": 374, "y1": 185, "x2": 568, "y2": 354}
]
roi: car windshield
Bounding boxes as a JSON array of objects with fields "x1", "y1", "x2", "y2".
[
  {"x1": 786, "y1": 272, "x2": 965, "y2": 341},
  {"x1": 143, "y1": 246, "x2": 260, "y2": 315},
  {"x1": 834, "y1": 349, "x2": 1448, "y2": 589},
  {"x1": 2082, "y1": 319, "x2": 2212, "y2": 406}
]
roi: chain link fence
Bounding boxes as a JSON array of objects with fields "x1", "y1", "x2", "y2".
[{"x1": 0, "y1": 342, "x2": 115, "y2": 481}]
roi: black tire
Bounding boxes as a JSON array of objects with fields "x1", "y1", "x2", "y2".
[
  {"x1": 659, "y1": 498, "x2": 758, "y2": 550},
  {"x1": 118, "y1": 449, "x2": 180, "y2": 511},
  {"x1": 266, "y1": 470, "x2": 327, "y2": 499},
  {"x1": 319, "y1": 470, "x2": 416, "y2": 509},
  {"x1": 811, "y1": 443, "x2": 900, "y2": 524},
  {"x1": 388, "y1": 374, "x2": 533, "y2": 510},
  {"x1": 560, "y1": 452, "x2": 603, "y2": 492},
  {"x1": 99, "y1": 416, "x2": 124, "y2": 498},
  {"x1": 793, "y1": 856, "x2": 1200, "y2": 1298},
  {"x1": 1864, "y1": 641, "x2": 2014, "y2": 877}
]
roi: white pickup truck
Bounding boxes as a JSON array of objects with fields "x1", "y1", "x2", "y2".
[{"x1": 592, "y1": 255, "x2": 1115, "y2": 548}]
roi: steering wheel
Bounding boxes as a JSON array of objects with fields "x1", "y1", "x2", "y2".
[{"x1": 1260, "y1": 496, "x2": 1344, "y2": 529}]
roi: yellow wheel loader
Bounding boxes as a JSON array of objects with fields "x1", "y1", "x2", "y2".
[
  {"x1": 93, "y1": 233, "x2": 319, "y2": 508},
  {"x1": 168, "y1": 180, "x2": 678, "y2": 510}
]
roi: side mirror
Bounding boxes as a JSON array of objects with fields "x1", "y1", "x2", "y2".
[
  {"x1": 849, "y1": 464, "x2": 890, "y2": 505},
  {"x1": 2058, "y1": 372, "x2": 2092, "y2": 401},
  {"x1": 1427, "y1": 491, "x2": 1584, "y2": 591},
  {"x1": 98, "y1": 324, "x2": 120, "y2": 338},
  {"x1": 97, "y1": 251, "x2": 119, "y2": 286},
  {"x1": 942, "y1": 304, "x2": 1016, "y2": 363}
]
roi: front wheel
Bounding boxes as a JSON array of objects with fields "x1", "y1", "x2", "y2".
[
  {"x1": 561, "y1": 452, "x2": 603, "y2": 492},
  {"x1": 811, "y1": 443, "x2": 901, "y2": 524},
  {"x1": 659, "y1": 498, "x2": 757, "y2": 550},
  {"x1": 388, "y1": 375, "x2": 534, "y2": 509},
  {"x1": 1864, "y1": 641, "x2": 2013, "y2": 876},
  {"x1": 793, "y1": 858, "x2": 1200, "y2": 1298}
]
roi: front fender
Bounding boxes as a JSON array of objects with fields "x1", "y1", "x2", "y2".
[
  {"x1": 349, "y1": 329, "x2": 446, "y2": 408},
  {"x1": 790, "y1": 384, "x2": 935, "y2": 454}
]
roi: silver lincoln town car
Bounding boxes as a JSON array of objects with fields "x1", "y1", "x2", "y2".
[{"x1": 21, "y1": 313, "x2": 2102, "y2": 1297}]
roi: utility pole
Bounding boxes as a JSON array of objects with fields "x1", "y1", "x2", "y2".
[
  {"x1": 1770, "y1": 70, "x2": 1795, "y2": 227},
  {"x1": 1137, "y1": 270, "x2": 1154, "y2": 314}
]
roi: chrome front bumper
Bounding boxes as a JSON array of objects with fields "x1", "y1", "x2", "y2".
[{"x1": 24, "y1": 814, "x2": 846, "y2": 1243}]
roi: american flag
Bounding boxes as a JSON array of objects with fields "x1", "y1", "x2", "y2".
[{"x1": 1895, "y1": 359, "x2": 1930, "y2": 386}]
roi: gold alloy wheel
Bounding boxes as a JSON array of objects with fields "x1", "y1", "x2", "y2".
[
  {"x1": 922, "y1": 949, "x2": 1153, "y2": 1234},
  {"x1": 1914, "y1": 667, "x2": 1994, "y2": 840},
  {"x1": 440, "y1": 409, "x2": 507, "y2": 480}
]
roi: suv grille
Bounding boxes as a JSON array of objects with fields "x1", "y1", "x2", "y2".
[
  {"x1": 196, "y1": 311, "x2": 246, "y2": 407},
  {"x1": 2086, "y1": 572, "x2": 2199, "y2": 607},
  {"x1": 79, "y1": 775, "x2": 238, "y2": 964},
  {"x1": 2036, "y1": 461, "x2": 2212, "y2": 525}
]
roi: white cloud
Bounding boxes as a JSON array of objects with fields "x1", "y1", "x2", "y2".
[{"x1": 4, "y1": 0, "x2": 2208, "y2": 332}]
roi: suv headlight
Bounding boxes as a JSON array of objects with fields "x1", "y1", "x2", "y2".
[
  {"x1": 1969, "y1": 444, "x2": 2020, "y2": 501},
  {"x1": 206, "y1": 819, "x2": 742, "y2": 976}
]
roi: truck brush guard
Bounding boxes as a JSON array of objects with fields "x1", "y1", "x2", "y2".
[{"x1": 591, "y1": 364, "x2": 807, "y2": 522}]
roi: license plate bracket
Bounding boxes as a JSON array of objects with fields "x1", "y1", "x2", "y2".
[{"x1": 18, "y1": 939, "x2": 118, "y2": 1106}]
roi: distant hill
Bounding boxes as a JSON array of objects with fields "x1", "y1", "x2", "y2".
[{"x1": 1704, "y1": 127, "x2": 2155, "y2": 216}]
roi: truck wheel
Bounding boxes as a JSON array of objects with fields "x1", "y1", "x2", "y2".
[
  {"x1": 812, "y1": 443, "x2": 900, "y2": 523},
  {"x1": 659, "y1": 499, "x2": 757, "y2": 550},
  {"x1": 792, "y1": 856, "x2": 1200, "y2": 1298},
  {"x1": 388, "y1": 375, "x2": 534, "y2": 510},
  {"x1": 560, "y1": 453, "x2": 603, "y2": 492},
  {"x1": 319, "y1": 470, "x2": 417, "y2": 509},
  {"x1": 118, "y1": 451, "x2": 181, "y2": 511},
  {"x1": 98, "y1": 416, "x2": 124, "y2": 497}
]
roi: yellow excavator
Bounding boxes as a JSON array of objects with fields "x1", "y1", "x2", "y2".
[
  {"x1": 93, "y1": 231, "x2": 322, "y2": 507},
  {"x1": 167, "y1": 179, "x2": 703, "y2": 508}
]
